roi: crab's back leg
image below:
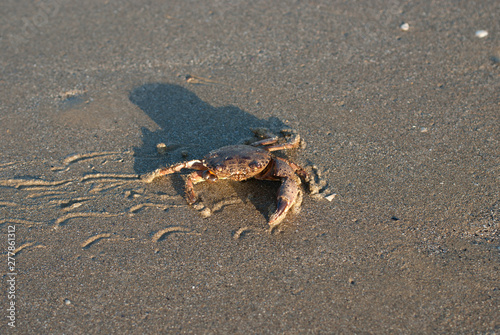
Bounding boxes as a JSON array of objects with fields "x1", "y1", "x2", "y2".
[
  {"x1": 250, "y1": 136, "x2": 279, "y2": 147},
  {"x1": 256, "y1": 158, "x2": 302, "y2": 228},
  {"x1": 264, "y1": 134, "x2": 301, "y2": 152},
  {"x1": 248, "y1": 128, "x2": 279, "y2": 146}
]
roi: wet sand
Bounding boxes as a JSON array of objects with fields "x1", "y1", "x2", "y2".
[{"x1": 1, "y1": 1, "x2": 499, "y2": 333}]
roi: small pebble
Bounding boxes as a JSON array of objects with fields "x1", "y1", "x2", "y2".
[
  {"x1": 475, "y1": 30, "x2": 488, "y2": 38},
  {"x1": 192, "y1": 203, "x2": 212, "y2": 218},
  {"x1": 420, "y1": 127, "x2": 428, "y2": 133},
  {"x1": 192, "y1": 203, "x2": 205, "y2": 211},
  {"x1": 156, "y1": 143, "x2": 168, "y2": 155},
  {"x1": 64, "y1": 299, "x2": 71, "y2": 305},
  {"x1": 199, "y1": 207, "x2": 212, "y2": 218},
  {"x1": 400, "y1": 23, "x2": 410, "y2": 31}
]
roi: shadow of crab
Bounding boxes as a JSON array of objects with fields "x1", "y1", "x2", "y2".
[
  {"x1": 151, "y1": 172, "x2": 283, "y2": 225},
  {"x1": 130, "y1": 83, "x2": 301, "y2": 225},
  {"x1": 129, "y1": 83, "x2": 287, "y2": 175}
]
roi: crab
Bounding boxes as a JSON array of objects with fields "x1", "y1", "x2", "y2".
[{"x1": 145, "y1": 130, "x2": 308, "y2": 228}]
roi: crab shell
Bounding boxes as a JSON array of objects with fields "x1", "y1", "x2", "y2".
[{"x1": 203, "y1": 145, "x2": 272, "y2": 181}]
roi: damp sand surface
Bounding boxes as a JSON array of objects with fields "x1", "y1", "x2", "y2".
[{"x1": 1, "y1": 1, "x2": 499, "y2": 333}]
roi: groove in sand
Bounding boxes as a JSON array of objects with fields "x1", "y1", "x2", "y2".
[
  {"x1": 81, "y1": 233, "x2": 112, "y2": 248},
  {"x1": 56, "y1": 212, "x2": 124, "y2": 225},
  {"x1": 152, "y1": 227, "x2": 191, "y2": 242}
]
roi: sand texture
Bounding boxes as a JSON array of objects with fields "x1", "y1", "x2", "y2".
[{"x1": 1, "y1": 0, "x2": 499, "y2": 333}]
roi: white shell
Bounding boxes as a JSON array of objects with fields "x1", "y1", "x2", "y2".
[{"x1": 475, "y1": 30, "x2": 488, "y2": 38}]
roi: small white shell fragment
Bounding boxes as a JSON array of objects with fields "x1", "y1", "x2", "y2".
[
  {"x1": 420, "y1": 127, "x2": 428, "y2": 133},
  {"x1": 325, "y1": 193, "x2": 337, "y2": 202},
  {"x1": 475, "y1": 30, "x2": 488, "y2": 38},
  {"x1": 400, "y1": 23, "x2": 410, "y2": 31}
]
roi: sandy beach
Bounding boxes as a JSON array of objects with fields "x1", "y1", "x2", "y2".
[{"x1": 1, "y1": 0, "x2": 499, "y2": 333}]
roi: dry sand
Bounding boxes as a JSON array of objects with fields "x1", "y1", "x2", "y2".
[{"x1": 1, "y1": 0, "x2": 499, "y2": 333}]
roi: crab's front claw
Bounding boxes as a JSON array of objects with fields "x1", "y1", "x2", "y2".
[
  {"x1": 268, "y1": 176, "x2": 301, "y2": 229},
  {"x1": 268, "y1": 196, "x2": 294, "y2": 229}
]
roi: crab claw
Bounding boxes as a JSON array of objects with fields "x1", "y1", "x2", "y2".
[
  {"x1": 268, "y1": 176, "x2": 300, "y2": 229},
  {"x1": 269, "y1": 197, "x2": 294, "y2": 229}
]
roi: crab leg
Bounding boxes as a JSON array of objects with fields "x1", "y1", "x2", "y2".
[
  {"x1": 264, "y1": 134, "x2": 301, "y2": 152},
  {"x1": 153, "y1": 160, "x2": 211, "y2": 204},
  {"x1": 141, "y1": 160, "x2": 207, "y2": 183},
  {"x1": 185, "y1": 171, "x2": 206, "y2": 204},
  {"x1": 155, "y1": 160, "x2": 206, "y2": 176},
  {"x1": 249, "y1": 128, "x2": 279, "y2": 146},
  {"x1": 287, "y1": 160, "x2": 308, "y2": 181},
  {"x1": 250, "y1": 136, "x2": 279, "y2": 147},
  {"x1": 250, "y1": 128, "x2": 301, "y2": 152}
]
